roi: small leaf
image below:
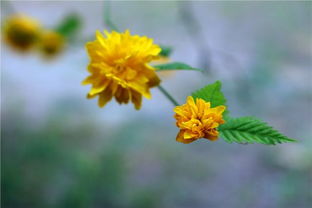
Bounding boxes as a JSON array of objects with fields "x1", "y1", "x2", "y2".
[
  {"x1": 55, "y1": 13, "x2": 81, "y2": 40},
  {"x1": 159, "y1": 45, "x2": 172, "y2": 57},
  {"x1": 154, "y1": 62, "x2": 202, "y2": 72},
  {"x1": 218, "y1": 117, "x2": 297, "y2": 145},
  {"x1": 192, "y1": 81, "x2": 227, "y2": 107}
]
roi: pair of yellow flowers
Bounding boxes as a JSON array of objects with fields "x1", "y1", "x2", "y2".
[
  {"x1": 3, "y1": 15, "x2": 65, "y2": 57},
  {"x1": 84, "y1": 30, "x2": 226, "y2": 144}
]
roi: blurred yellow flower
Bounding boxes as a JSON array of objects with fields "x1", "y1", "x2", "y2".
[
  {"x1": 83, "y1": 30, "x2": 161, "y2": 109},
  {"x1": 174, "y1": 96, "x2": 226, "y2": 144},
  {"x1": 39, "y1": 30, "x2": 65, "y2": 58},
  {"x1": 2, "y1": 14, "x2": 40, "y2": 51}
]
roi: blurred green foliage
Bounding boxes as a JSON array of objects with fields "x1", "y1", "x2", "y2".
[
  {"x1": 1, "y1": 108, "x2": 161, "y2": 208},
  {"x1": 55, "y1": 13, "x2": 81, "y2": 41},
  {"x1": 159, "y1": 46, "x2": 172, "y2": 57},
  {"x1": 2, "y1": 103, "x2": 311, "y2": 208}
]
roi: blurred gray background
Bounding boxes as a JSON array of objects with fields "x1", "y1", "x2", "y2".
[{"x1": 2, "y1": 1, "x2": 312, "y2": 208}]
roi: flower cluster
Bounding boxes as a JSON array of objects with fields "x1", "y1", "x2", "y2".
[
  {"x1": 2, "y1": 14, "x2": 65, "y2": 58},
  {"x1": 83, "y1": 30, "x2": 161, "y2": 109},
  {"x1": 174, "y1": 96, "x2": 226, "y2": 143}
]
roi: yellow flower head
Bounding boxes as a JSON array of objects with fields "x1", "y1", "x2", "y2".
[
  {"x1": 2, "y1": 14, "x2": 40, "y2": 51},
  {"x1": 39, "y1": 30, "x2": 65, "y2": 58},
  {"x1": 174, "y1": 96, "x2": 226, "y2": 144},
  {"x1": 83, "y1": 30, "x2": 161, "y2": 109}
]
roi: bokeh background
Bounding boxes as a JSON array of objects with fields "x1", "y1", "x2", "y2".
[{"x1": 1, "y1": 1, "x2": 312, "y2": 208}]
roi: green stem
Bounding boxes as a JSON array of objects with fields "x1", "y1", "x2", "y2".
[
  {"x1": 104, "y1": 1, "x2": 120, "y2": 32},
  {"x1": 158, "y1": 85, "x2": 179, "y2": 106}
]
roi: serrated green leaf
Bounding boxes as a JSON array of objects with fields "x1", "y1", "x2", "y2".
[
  {"x1": 55, "y1": 14, "x2": 81, "y2": 40},
  {"x1": 154, "y1": 62, "x2": 202, "y2": 72},
  {"x1": 192, "y1": 81, "x2": 227, "y2": 108},
  {"x1": 159, "y1": 45, "x2": 172, "y2": 57},
  {"x1": 218, "y1": 117, "x2": 297, "y2": 145}
]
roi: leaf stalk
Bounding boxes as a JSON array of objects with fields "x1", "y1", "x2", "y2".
[{"x1": 158, "y1": 85, "x2": 179, "y2": 106}]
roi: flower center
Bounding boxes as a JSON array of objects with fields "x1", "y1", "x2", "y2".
[{"x1": 114, "y1": 58, "x2": 127, "y2": 72}]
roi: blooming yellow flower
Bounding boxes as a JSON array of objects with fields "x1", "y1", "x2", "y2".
[
  {"x1": 174, "y1": 96, "x2": 226, "y2": 144},
  {"x1": 39, "y1": 30, "x2": 65, "y2": 58},
  {"x1": 2, "y1": 14, "x2": 40, "y2": 51},
  {"x1": 83, "y1": 30, "x2": 161, "y2": 109}
]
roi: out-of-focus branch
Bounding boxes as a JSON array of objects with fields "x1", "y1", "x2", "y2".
[
  {"x1": 104, "y1": 0, "x2": 120, "y2": 32},
  {"x1": 178, "y1": 1, "x2": 241, "y2": 74},
  {"x1": 178, "y1": 1, "x2": 211, "y2": 73}
]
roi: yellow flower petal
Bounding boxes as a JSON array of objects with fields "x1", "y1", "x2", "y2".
[
  {"x1": 98, "y1": 89, "x2": 113, "y2": 107},
  {"x1": 89, "y1": 80, "x2": 110, "y2": 96},
  {"x1": 131, "y1": 89, "x2": 142, "y2": 110},
  {"x1": 176, "y1": 131, "x2": 197, "y2": 144}
]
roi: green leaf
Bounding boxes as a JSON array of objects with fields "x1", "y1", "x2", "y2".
[
  {"x1": 218, "y1": 117, "x2": 297, "y2": 145},
  {"x1": 192, "y1": 81, "x2": 227, "y2": 107},
  {"x1": 154, "y1": 62, "x2": 202, "y2": 72},
  {"x1": 55, "y1": 13, "x2": 81, "y2": 40},
  {"x1": 159, "y1": 45, "x2": 172, "y2": 57}
]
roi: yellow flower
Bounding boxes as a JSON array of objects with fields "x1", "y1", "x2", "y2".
[
  {"x1": 39, "y1": 30, "x2": 65, "y2": 58},
  {"x1": 2, "y1": 14, "x2": 40, "y2": 51},
  {"x1": 83, "y1": 30, "x2": 161, "y2": 109},
  {"x1": 174, "y1": 96, "x2": 226, "y2": 144}
]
